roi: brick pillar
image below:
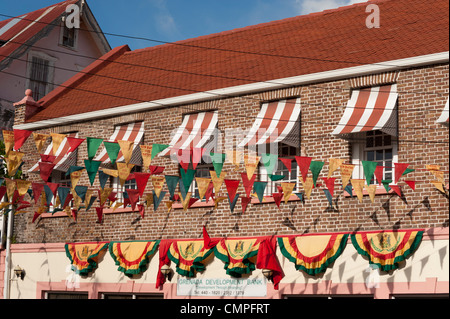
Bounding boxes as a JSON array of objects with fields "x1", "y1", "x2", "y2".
[{"x1": 13, "y1": 89, "x2": 42, "y2": 126}]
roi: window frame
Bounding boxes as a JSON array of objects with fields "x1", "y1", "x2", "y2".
[
  {"x1": 26, "y1": 51, "x2": 57, "y2": 101},
  {"x1": 59, "y1": 21, "x2": 79, "y2": 50}
]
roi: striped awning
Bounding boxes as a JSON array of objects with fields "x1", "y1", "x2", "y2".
[
  {"x1": 238, "y1": 98, "x2": 301, "y2": 147},
  {"x1": 436, "y1": 98, "x2": 449, "y2": 126},
  {"x1": 159, "y1": 111, "x2": 218, "y2": 156},
  {"x1": 332, "y1": 84, "x2": 398, "y2": 137},
  {"x1": 95, "y1": 122, "x2": 145, "y2": 164},
  {"x1": 29, "y1": 132, "x2": 78, "y2": 173}
]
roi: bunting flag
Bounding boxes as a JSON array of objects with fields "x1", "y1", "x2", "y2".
[
  {"x1": 281, "y1": 182, "x2": 295, "y2": 203},
  {"x1": 351, "y1": 229, "x2": 424, "y2": 272},
  {"x1": 165, "y1": 175, "x2": 179, "y2": 200},
  {"x1": 310, "y1": 161, "x2": 324, "y2": 187},
  {"x1": 134, "y1": 172, "x2": 151, "y2": 196},
  {"x1": 362, "y1": 161, "x2": 378, "y2": 186},
  {"x1": 151, "y1": 175, "x2": 165, "y2": 198},
  {"x1": 405, "y1": 180, "x2": 416, "y2": 191},
  {"x1": 228, "y1": 193, "x2": 240, "y2": 213},
  {"x1": 278, "y1": 233, "x2": 349, "y2": 276},
  {"x1": 426, "y1": 165, "x2": 445, "y2": 185},
  {"x1": 374, "y1": 166, "x2": 384, "y2": 185},
  {"x1": 103, "y1": 141, "x2": 120, "y2": 165},
  {"x1": 323, "y1": 188, "x2": 333, "y2": 207},
  {"x1": 6, "y1": 151, "x2": 24, "y2": 176},
  {"x1": 191, "y1": 148, "x2": 205, "y2": 170},
  {"x1": 272, "y1": 192, "x2": 283, "y2": 209},
  {"x1": 351, "y1": 179, "x2": 365, "y2": 203},
  {"x1": 243, "y1": 154, "x2": 260, "y2": 179},
  {"x1": 295, "y1": 156, "x2": 312, "y2": 183},
  {"x1": 180, "y1": 168, "x2": 195, "y2": 198},
  {"x1": 151, "y1": 144, "x2": 169, "y2": 159},
  {"x1": 109, "y1": 240, "x2": 160, "y2": 276},
  {"x1": 210, "y1": 170, "x2": 226, "y2": 195},
  {"x1": 255, "y1": 237, "x2": 284, "y2": 290},
  {"x1": 204, "y1": 181, "x2": 214, "y2": 202},
  {"x1": 153, "y1": 190, "x2": 166, "y2": 211},
  {"x1": 225, "y1": 150, "x2": 243, "y2": 170},
  {"x1": 43, "y1": 184, "x2": 54, "y2": 207},
  {"x1": 86, "y1": 137, "x2": 103, "y2": 160},
  {"x1": 327, "y1": 158, "x2": 345, "y2": 178},
  {"x1": 39, "y1": 162, "x2": 55, "y2": 182},
  {"x1": 241, "y1": 173, "x2": 256, "y2": 198},
  {"x1": 224, "y1": 179, "x2": 240, "y2": 202},
  {"x1": 394, "y1": 163, "x2": 410, "y2": 184},
  {"x1": 241, "y1": 196, "x2": 251, "y2": 214},
  {"x1": 95, "y1": 207, "x2": 104, "y2": 223},
  {"x1": 32, "y1": 133, "x2": 50, "y2": 154},
  {"x1": 382, "y1": 179, "x2": 392, "y2": 193},
  {"x1": 261, "y1": 153, "x2": 278, "y2": 176},
  {"x1": 117, "y1": 163, "x2": 134, "y2": 187},
  {"x1": 2, "y1": 130, "x2": 14, "y2": 157},
  {"x1": 50, "y1": 133, "x2": 67, "y2": 156},
  {"x1": 402, "y1": 168, "x2": 415, "y2": 177},
  {"x1": 86, "y1": 195, "x2": 97, "y2": 212},
  {"x1": 253, "y1": 181, "x2": 267, "y2": 203},
  {"x1": 57, "y1": 187, "x2": 71, "y2": 208},
  {"x1": 340, "y1": 164, "x2": 354, "y2": 190},
  {"x1": 74, "y1": 185, "x2": 88, "y2": 202},
  {"x1": 196, "y1": 177, "x2": 212, "y2": 200},
  {"x1": 65, "y1": 242, "x2": 109, "y2": 276},
  {"x1": 31, "y1": 182, "x2": 44, "y2": 204},
  {"x1": 149, "y1": 165, "x2": 165, "y2": 175},
  {"x1": 66, "y1": 137, "x2": 85, "y2": 153},
  {"x1": 270, "y1": 174, "x2": 285, "y2": 181},
  {"x1": 126, "y1": 189, "x2": 140, "y2": 211},
  {"x1": 390, "y1": 185, "x2": 402, "y2": 197},
  {"x1": 139, "y1": 145, "x2": 153, "y2": 170},
  {"x1": 301, "y1": 176, "x2": 314, "y2": 200},
  {"x1": 210, "y1": 152, "x2": 226, "y2": 176},
  {"x1": 365, "y1": 184, "x2": 377, "y2": 203},
  {"x1": 167, "y1": 239, "x2": 216, "y2": 277},
  {"x1": 280, "y1": 158, "x2": 292, "y2": 173},
  {"x1": 180, "y1": 192, "x2": 192, "y2": 211},
  {"x1": 156, "y1": 239, "x2": 173, "y2": 289},
  {"x1": 84, "y1": 159, "x2": 101, "y2": 186},
  {"x1": 214, "y1": 237, "x2": 264, "y2": 277},
  {"x1": 13, "y1": 129, "x2": 32, "y2": 150},
  {"x1": 323, "y1": 177, "x2": 336, "y2": 197},
  {"x1": 431, "y1": 180, "x2": 445, "y2": 193},
  {"x1": 118, "y1": 140, "x2": 134, "y2": 164}
]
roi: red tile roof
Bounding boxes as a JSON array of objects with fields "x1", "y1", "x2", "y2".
[
  {"x1": 0, "y1": 0, "x2": 79, "y2": 65},
  {"x1": 27, "y1": 0, "x2": 449, "y2": 123}
]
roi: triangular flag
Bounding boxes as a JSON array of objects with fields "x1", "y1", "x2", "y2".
[
  {"x1": 295, "y1": 156, "x2": 312, "y2": 183},
  {"x1": 118, "y1": 140, "x2": 134, "y2": 164},
  {"x1": 323, "y1": 188, "x2": 333, "y2": 207},
  {"x1": 32, "y1": 132, "x2": 49, "y2": 154},
  {"x1": 5, "y1": 179, "x2": 16, "y2": 201},
  {"x1": 43, "y1": 184, "x2": 54, "y2": 207},
  {"x1": 241, "y1": 173, "x2": 256, "y2": 198},
  {"x1": 344, "y1": 184, "x2": 353, "y2": 198},
  {"x1": 86, "y1": 137, "x2": 103, "y2": 160},
  {"x1": 382, "y1": 180, "x2": 392, "y2": 193},
  {"x1": 74, "y1": 185, "x2": 88, "y2": 202},
  {"x1": 269, "y1": 174, "x2": 285, "y2": 181},
  {"x1": 302, "y1": 176, "x2": 314, "y2": 200},
  {"x1": 327, "y1": 158, "x2": 345, "y2": 178},
  {"x1": 228, "y1": 193, "x2": 240, "y2": 213},
  {"x1": 214, "y1": 196, "x2": 227, "y2": 209},
  {"x1": 244, "y1": 154, "x2": 260, "y2": 179},
  {"x1": 66, "y1": 137, "x2": 85, "y2": 153},
  {"x1": 394, "y1": 163, "x2": 410, "y2": 184},
  {"x1": 295, "y1": 192, "x2": 304, "y2": 201},
  {"x1": 280, "y1": 158, "x2": 293, "y2": 173},
  {"x1": 362, "y1": 161, "x2": 378, "y2": 186},
  {"x1": 204, "y1": 181, "x2": 214, "y2": 202},
  {"x1": 241, "y1": 196, "x2": 251, "y2": 214},
  {"x1": 340, "y1": 164, "x2": 354, "y2": 190},
  {"x1": 139, "y1": 145, "x2": 153, "y2": 170},
  {"x1": 165, "y1": 175, "x2": 179, "y2": 200},
  {"x1": 13, "y1": 129, "x2": 32, "y2": 150},
  {"x1": 149, "y1": 165, "x2": 165, "y2": 175},
  {"x1": 196, "y1": 177, "x2": 212, "y2": 200},
  {"x1": 84, "y1": 159, "x2": 101, "y2": 186},
  {"x1": 281, "y1": 182, "x2": 295, "y2": 203},
  {"x1": 405, "y1": 180, "x2": 416, "y2": 191},
  {"x1": 191, "y1": 148, "x2": 205, "y2": 170},
  {"x1": 310, "y1": 161, "x2": 324, "y2": 187},
  {"x1": 98, "y1": 188, "x2": 113, "y2": 207},
  {"x1": 261, "y1": 153, "x2": 278, "y2": 176},
  {"x1": 95, "y1": 207, "x2": 104, "y2": 223},
  {"x1": 98, "y1": 171, "x2": 110, "y2": 190},
  {"x1": 210, "y1": 152, "x2": 226, "y2": 176},
  {"x1": 66, "y1": 165, "x2": 85, "y2": 177},
  {"x1": 31, "y1": 183, "x2": 44, "y2": 204},
  {"x1": 431, "y1": 181, "x2": 445, "y2": 193},
  {"x1": 180, "y1": 192, "x2": 192, "y2": 211},
  {"x1": 374, "y1": 166, "x2": 384, "y2": 185},
  {"x1": 253, "y1": 181, "x2": 267, "y2": 203},
  {"x1": 46, "y1": 182, "x2": 59, "y2": 197},
  {"x1": 351, "y1": 179, "x2": 365, "y2": 203},
  {"x1": 103, "y1": 141, "x2": 120, "y2": 165},
  {"x1": 180, "y1": 168, "x2": 195, "y2": 198},
  {"x1": 126, "y1": 188, "x2": 140, "y2": 211},
  {"x1": 86, "y1": 195, "x2": 97, "y2": 211},
  {"x1": 138, "y1": 204, "x2": 145, "y2": 218},
  {"x1": 151, "y1": 144, "x2": 169, "y2": 159},
  {"x1": 50, "y1": 133, "x2": 66, "y2": 156},
  {"x1": 57, "y1": 187, "x2": 71, "y2": 208},
  {"x1": 272, "y1": 192, "x2": 283, "y2": 209},
  {"x1": 62, "y1": 193, "x2": 73, "y2": 209},
  {"x1": 390, "y1": 184, "x2": 402, "y2": 197},
  {"x1": 151, "y1": 175, "x2": 165, "y2": 198},
  {"x1": 224, "y1": 179, "x2": 240, "y2": 203},
  {"x1": 153, "y1": 190, "x2": 167, "y2": 211},
  {"x1": 402, "y1": 168, "x2": 415, "y2": 176},
  {"x1": 365, "y1": 184, "x2": 377, "y2": 203},
  {"x1": 39, "y1": 162, "x2": 55, "y2": 182},
  {"x1": 6, "y1": 151, "x2": 24, "y2": 177},
  {"x1": 134, "y1": 172, "x2": 151, "y2": 196},
  {"x1": 165, "y1": 201, "x2": 172, "y2": 213},
  {"x1": 117, "y1": 163, "x2": 134, "y2": 187},
  {"x1": 323, "y1": 177, "x2": 336, "y2": 197},
  {"x1": 70, "y1": 169, "x2": 84, "y2": 189},
  {"x1": 210, "y1": 171, "x2": 226, "y2": 195},
  {"x1": 40, "y1": 154, "x2": 56, "y2": 163}
]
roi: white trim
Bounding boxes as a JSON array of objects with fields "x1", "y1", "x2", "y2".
[{"x1": 14, "y1": 52, "x2": 449, "y2": 131}]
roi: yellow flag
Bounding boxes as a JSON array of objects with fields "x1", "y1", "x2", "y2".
[
  {"x1": 73, "y1": 193, "x2": 82, "y2": 210},
  {"x1": 85, "y1": 189, "x2": 93, "y2": 206},
  {"x1": 0, "y1": 202, "x2": 11, "y2": 210},
  {"x1": 2, "y1": 130, "x2": 14, "y2": 157},
  {"x1": 6, "y1": 151, "x2": 24, "y2": 176},
  {"x1": 225, "y1": 150, "x2": 243, "y2": 170},
  {"x1": 118, "y1": 140, "x2": 134, "y2": 164},
  {"x1": 102, "y1": 168, "x2": 119, "y2": 177},
  {"x1": 244, "y1": 154, "x2": 260, "y2": 179},
  {"x1": 214, "y1": 196, "x2": 227, "y2": 209},
  {"x1": 180, "y1": 192, "x2": 192, "y2": 211},
  {"x1": 32, "y1": 132, "x2": 50, "y2": 153},
  {"x1": 166, "y1": 201, "x2": 173, "y2": 212},
  {"x1": 196, "y1": 177, "x2": 211, "y2": 200},
  {"x1": 151, "y1": 175, "x2": 165, "y2": 198},
  {"x1": 112, "y1": 201, "x2": 123, "y2": 212},
  {"x1": 365, "y1": 184, "x2": 377, "y2": 203},
  {"x1": 301, "y1": 176, "x2": 314, "y2": 199},
  {"x1": 100, "y1": 188, "x2": 113, "y2": 207},
  {"x1": 281, "y1": 182, "x2": 296, "y2": 203},
  {"x1": 210, "y1": 170, "x2": 226, "y2": 194},
  {"x1": 428, "y1": 169, "x2": 445, "y2": 185},
  {"x1": 351, "y1": 179, "x2": 365, "y2": 203},
  {"x1": 145, "y1": 193, "x2": 154, "y2": 207},
  {"x1": 117, "y1": 163, "x2": 134, "y2": 187},
  {"x1": 5, "y1": 178, "x2": 16, "y2": 201},
  {"x1": 431, "y1": 181, "x2": 445, "y2": 193},
  {"x1": 140, "y1": 145, "x2": 153, "y2": 170},
  {"x1": 340, "y1": 164, "x2": 354, "y2": 190},
  {"x1": 50, "y1": 133, "x2": 66, "y2": 155},
  {"x1": 328, "y1": 158, "x2": 345, "y2": 178},
  {"x1": 70, "y1": 169, "x2": 84, "y2": 190}
]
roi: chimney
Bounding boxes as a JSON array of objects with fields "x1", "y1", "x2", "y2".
[{"x1": 13, "y1": 89, "x2": 42, "y2": 126}]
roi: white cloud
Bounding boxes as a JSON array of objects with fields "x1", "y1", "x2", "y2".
[
  {"x1": 147, "y1": 0, "x2": 180, "y2": 38},
  {"x1": 295, "y1": 0, "x2": 367, "y2": 15}
]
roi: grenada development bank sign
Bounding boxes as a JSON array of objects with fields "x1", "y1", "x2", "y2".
[{"x1": 177, "y1": 278, "x2": 267, "y2": 297}]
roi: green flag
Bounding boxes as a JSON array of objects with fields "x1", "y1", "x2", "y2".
[
  {"x1": 151, "y1": 144, "x2": 169, "y2": 159},
  {"x1": 402, "y1": 168, "x2": 415, "y2": 176},
  {"x1": 362, "y1": 161, "x2": 378, "y2": 186},
  {"x1": 210, "y1": 152, "x2": 226, "y2": 176},
  {"x1": 103, "y1": 141, "x2": 120, "y2": 165},
  {"x1": 86, "y1": 137, "x2": 103, "y2": 160},
  {"x1": 152, "y1": 190, "x2": 166, "y2": 211},
  {"x1": 310, "y1": 161, "x2": 324, "y2": 187},
  {"x1": 253, "y1": 181, "x2": 267, "y2": 203},
  {"x1": 269, "y1": 174, "x2": 285, "y2": 181},
  {"x1": 261, "y1": 153, "x2": 278, "y2": 176},
  {"x1": 228, "y1": 193, "x2": 240, "y2": 213},
  {"x1": 382, "y1": 179, "x2": 392, "y2": 193},
  {"x1": 180, "y1": 169, "x2": 195, "y2": 198},
  {"x1": 165, "y1": 175, "x2": 179, "y2": 200},
  {"x1": 84, "y1": 159, "x2": 101, "y2": 185}
]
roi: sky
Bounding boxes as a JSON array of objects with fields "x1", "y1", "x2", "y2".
[{"x1": 0, "y1": 0, "x2": 366, "y2": 50}]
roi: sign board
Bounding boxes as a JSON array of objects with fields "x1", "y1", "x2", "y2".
[{"x1": 177, "y1": 278, "x2": 267, "y2": 297}]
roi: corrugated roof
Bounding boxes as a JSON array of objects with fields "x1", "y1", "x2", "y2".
[{"x1": 26, "y1": 0, "x2": 449, "y2": 123}]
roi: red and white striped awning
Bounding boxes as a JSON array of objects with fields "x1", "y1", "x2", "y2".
[
  {"x1": 159, "y1": 111, "x2": 218, "y2": 156},
  {"x1": 238, "y1": 98, "x2": 301, "y2": 147},
  {"x1": 95, "y1": 121, "x2": 145, "y2": 163},
  {"x1": 28, "y1": 132, "x2": 78, "y2": 172},
  {"x1": 332, "y1": 84, "x2": 398, "y2": 136},
  {"x1": 436, "y1": 98, "x2": 449, "y2": 126}
]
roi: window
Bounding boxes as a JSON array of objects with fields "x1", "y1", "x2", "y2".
[
  {"x1": 27, "y1": 52, "x2": 56, "y2": 101},
  {"x1": 111, "y1": 165, "x2": 142, "y2": 204},
  {"x1": 46, "y1": 292, "x2": 88, "y2": 299},
  {"x1": 61, "y1": 25, "x2": 77, "y2": 48},
  {"x1": 352, "y1": 130, "x2": 398, "y2": 184},
  {"x1": 188, "y1": 161, "x2": 214, "y2": 200}
]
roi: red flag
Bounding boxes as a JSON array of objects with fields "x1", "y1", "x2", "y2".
[
  {"x1": 32, "y1": 211, "x2": 41, "y2": 223},
  {"x1": 63, "y1": 193, "x2": 73, "y2": 209},
  {"x1": 149, "y1": 165, "x2": 165, "y2": 175},
  {"x1": 95, "y1": 207, "x2": 104, "y2": 223},
  {"x1": 405, "y1": 180, "x2": 416, "y2": 191},
  {"x1": 272, "y1": 192, "x2": 283, "y2": 209},
  {"x1": 204, "y1": 182, "x2": 214, "y2": 202},
  {"x1": 224, "y1": 179, "x2": 240, "y2": 202},
  {"x1": 0, "y1": 186, "x2": 7, "y2": 201},
  {"x1": 156, "y1": 240, "x2": 173, "y2": 289},
  {"x1": 40, "y1": 154, "x2": 56, "y2": 163},
  {"x1": 126, "y1": 189, "x2": 140, "y2": 211},
  {"x1": 280, "y1": 158, "x2": 293, "y2": 173},
  {"x1": 323, "y1": 177, "x2": 336, "y2": 197},
  {"x1": 31, "y1": 182, "x2": 45, "y2": 204},
  {"x1": 390, "y1": 185, "x2": 402, "y2": 197},
  {"x1": 256, "y1": 237, "x2": 284, "y2": 290},
  {"x1": 188, "y1": 197, "x2": 199, "y2": 209},
  {"x1": 138, "y1": 204, "x2": 145, "y2": 219},
  {"x1": 108, "y1": 191, "x2": 117, "y2": 203},
  {"x1": 177, "y1": 149, "x2": 191, "y2": 172},
  {"x1": 13, "y1": 129, "x2": 32, "y2": 150},
  {"x1": 295, "y1": 156, "x2": 312, "y2": 182},
  {"x1": 66, "y1": 137, "x2": 85, "y2": 153},
  {"x1": 46, "y1": 182, "x2": 59, "y2": 197},
  {"x1": 241, "y1": 173, "x2": 256, "y2": 198},
  {"x1": 71, "y1": 209, "x2": 78, "y2": 222},
  {"x1": 203, "y1": 226, "x2": 219, "y2": 249},
  {"x1": 394, "y1": 163, "x2": 410, "y2": 184},
  {"x1": 134, "y1": 172, "x2": 151, "y2": 196},
  {"x1": 39, "y1": 162, "x2": 55, "y2": 182},
  {"x1": 374, "y1": 166, "x2": 384, "y2": 185},
  {"x1": 241, "y1": 196, "x2": 252, "y2": 214}
]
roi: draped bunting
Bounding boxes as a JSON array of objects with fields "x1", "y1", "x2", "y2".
[
  {"x1": 65, "y1": 242, "x2": 109, "y2": 276},
  {"x1": 278, "y1": 233, "x2": 349, "y2": 276},
  {"x1": 167, "y1": 239, "x2": 216, "y2": 277},
  {"x1": 13, "y1": 129, "x2": 32, "y2": 151},
  {"x1": 296, "y1": 156, "x2": 312, "y2": 183},
  {"x1": 351, "y1": 229, "x2": 424, "y2": 272},
  {"x1": 109, "y1": 240, "x2": 160, "y2": 276}
]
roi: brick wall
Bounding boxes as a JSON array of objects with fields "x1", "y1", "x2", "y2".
[{"x1": 12, "y1": 63, "x2": 449, "y2": 244}]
